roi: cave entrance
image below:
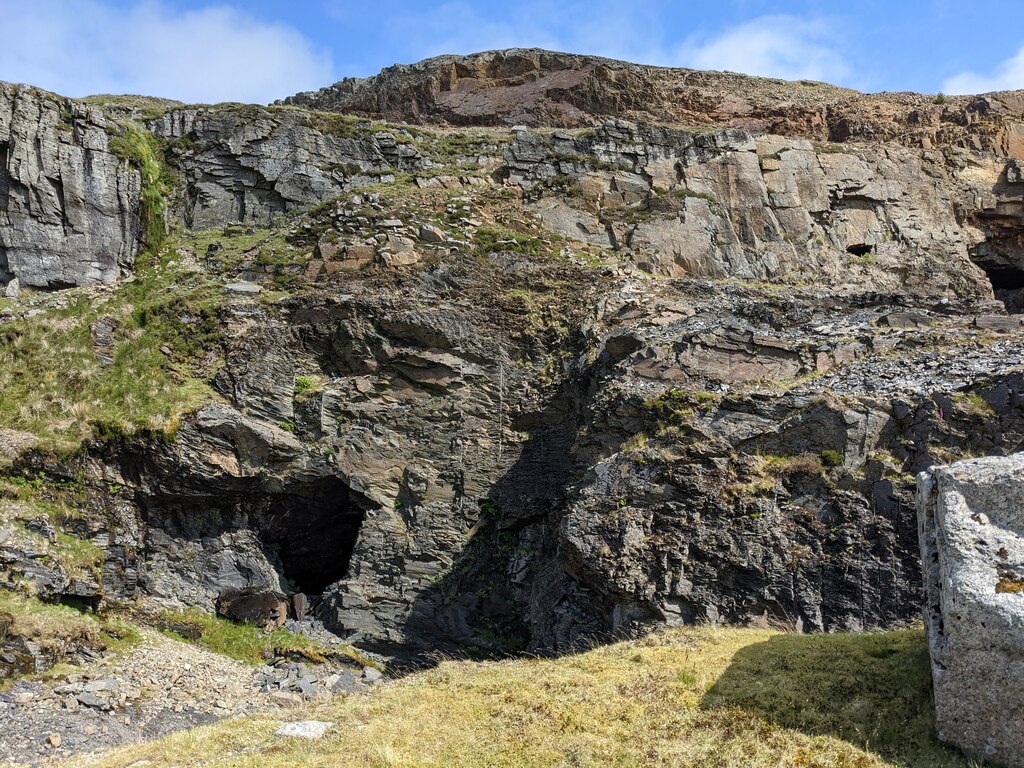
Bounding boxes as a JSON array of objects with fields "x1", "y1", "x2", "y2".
[
  {"x1": 257, "y1": 477, "x2": 368, "y2": 598},
  {"x1": 137, "y1": 474, "x2": 371, "y2": 622},
  {"x1": 982, "y1": 265, "x2": 1024, "y2": 314}
]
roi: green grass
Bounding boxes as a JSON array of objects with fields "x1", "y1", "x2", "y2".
[
  {"x1": 157, "y1": 609, "x2": 379, "y2": 670},
  {"x1": 293, "y1": 374, "x2": 325, "y2": 401},
  {"x1": 952, "y1": 392, "x2": 996, "y2": 419},
  {"x1": 0, "y1": 592, "x2": 141, "y2": 689},
  {"x1": 0, "y1": 255, "x2": 218, "y2": 451},
  {"x1": 473, "y1": 225, "x2": 546, "y2": 258},
  {"x1": 702, "y1": 630, "x2": 973, "y2": 765},
  {"x1": 73, "y1": 626, "x2": 970, "y2": 768},
  {"x1": 107, "y1": 119, "x2": 175, "y2": 252},
  {"x1": 80, "y1": 94, "x2": 182, "y2": 122},
  {"x1": 820, "y1": 449, "x2": 844, "y2": 467},
  {"x1": 0, "y1": 477, "x2": 104, "y2": 578}
]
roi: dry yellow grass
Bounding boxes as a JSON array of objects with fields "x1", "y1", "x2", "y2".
[{"x1": 68, "y1": 626, "x2": 974, "y2": 768}]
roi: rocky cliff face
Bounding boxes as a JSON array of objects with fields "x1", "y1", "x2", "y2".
[
  {"x1": 284, "y1": 49, "x2": 1024, "y2": 158},
  {"x1": 0, "y1": 84, "x2": 142, "y2": 291},
  {"x1": 148, "y1": 107, "x2": 429, "y2": 229},
  {"x1": 3, "y1": 53, "x2": 1024, "y2": 660}
]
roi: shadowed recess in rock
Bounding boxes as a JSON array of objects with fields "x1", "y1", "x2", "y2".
[
  {"x1": 255, "y1": 477, "x2": 368, "y2": 595},
  {"x1": 137, "y1": 476, "x2": 373, "y2": 610},
  {"x1": 984, "y1": 265, "x2": 1024, "y2": 314}
]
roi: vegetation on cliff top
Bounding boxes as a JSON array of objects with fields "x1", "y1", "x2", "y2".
[{"x1": 76, "y1": 626, "x2": 967, "y2": 768}]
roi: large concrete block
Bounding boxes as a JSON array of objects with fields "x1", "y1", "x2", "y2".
[{"x1": 918, "y1": 454, "x2": 1024, "y2": 766}]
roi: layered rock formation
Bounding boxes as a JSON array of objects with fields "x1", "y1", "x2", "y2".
[
  {"x1": 0, "y1": 84, "x2": 142, "y2": 290},
  {"x1": 2, "y1": 53, "x2": 1024, "y2": 669},
  {"x1": 918, "y1": 454, "x2": 1024, "y2": 767},
  {"x1": 284, "y1": 48, "x2": 1024, "y2": 158},
  {"x1": 148, "y1": 107, "x2": 429, "y2": 229},
  {"x1": 507, "y1": 121, "x2": 1023, "y2": 297}
]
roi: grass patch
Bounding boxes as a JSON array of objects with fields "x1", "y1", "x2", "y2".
[
  {"x1": 293, "y1": 374, "x2": 325, "y2": 401},
  {"x1": 996, "y1": 575, "x2": 1024, "y2": 594},
  {"x1": 820, "y1": 449, "x2": 844, "y2": 468},
  {"x1": 0, "y1": 592, "x2": 141, "y2": 689},
  {"x1": 730, "y1": 453, "x2": 827, "y2": 497},
  {"x1": 157, "y1": 609, "x2": 377, "y2": 669},
  {"x1": 81, "y1": 94, "x2": 182, "y2": 122},
  {"x1": 702, "y1": 630, "x2": 959, "y2": 765},
  {"x1": 307, "y1": 111, "x2": 372, "y2": 140},
  {"x1": 107, "y1": 119, "x2": 174, "y2": 252},
  {"x1": 952, "y1": 392, "x2": 996, "y2": 419},
  {"x1": 76, "y1": 626, "x2": 966, "y2": 768},
  {"x1": 473, "y1": 224, "x2": 546, "y2": 258},
  {"x1": 0, "y1": 478, "x2": 104, "y2": 578},
  {"x1": 0, "y1": 259, "x2": 217, "y2": 451}
]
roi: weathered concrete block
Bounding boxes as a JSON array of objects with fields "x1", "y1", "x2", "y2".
[{"x1": 917, "y1": 454, "x2": 1024, "y2": 767}]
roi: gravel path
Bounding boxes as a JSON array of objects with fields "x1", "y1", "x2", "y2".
[{"x1": 0, "y1": 628, "x2": 358, "y2": 767}]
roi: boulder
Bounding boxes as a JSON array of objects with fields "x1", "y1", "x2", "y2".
[
  {"x1": 275, "y1": 720, "x2": 333, "y2": 739},
  {"x1": 216, "y1": 587, "x2": 290, "y2": 629},
  {"x1": 417, "y1": 224, "x2": 447, "y2": 244},
  {"x1": 224, "y1": 281, "x2": 263, "y2": 296},
  {"x1": 290, "y1": 593, "x2": 310, "y2": 621},
  {"x1": 917, "y1": 454, "x2": 1024, "y2": 767}
]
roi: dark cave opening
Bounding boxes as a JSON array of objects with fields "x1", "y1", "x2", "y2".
[
  {"x1": 968, "y1": 207, "x2": 1024, "y2": 314},
  {"x1": 256, "y1": 477, "x2": 368, "y2": 597},
  {"x1": 139, "y1": 475, "x2": 370, "y2": 610},
  {"x1": 980, "y1": 265, "x2": 1024, "y2": 314}
]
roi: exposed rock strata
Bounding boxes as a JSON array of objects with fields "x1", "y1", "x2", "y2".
[
  {"x1": 507, "y1": 121, "x2": 1023, "y2": 296},
  {"x1": 148, "y1": 107, "x2": 429, "y2": 229},
  {"x1": 918, "y1": 454, "x2": 1024, "y2": 767},
  {"x1": 2, "y1": 54, "x2": 1024, "y2": 665},
  {"x1": 0, "y1": 84, "x2": 142, "y2": 289},
  {"x1": 284, "y1": 48, "x2": 1024, "y2": 158}
]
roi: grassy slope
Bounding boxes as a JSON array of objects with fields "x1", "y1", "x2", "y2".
[
  {"x1": 156, "y1": 608, "x2": 380, "y2": 670},
  {"x1": 0, "y1": 248, "x2": 219, "y2": 454},
  {"x1": 0, "y1": 592, "x2": 141, "y2": 690},
  {"x1": 72, "y1": 627, "x2": 972, "y2": 768}
]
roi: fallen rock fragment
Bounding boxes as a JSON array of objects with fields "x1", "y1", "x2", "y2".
[
  {"x1": 268, "y1": 691, "x2": 304, "y2": 708},
  {"x1": 224, "y1": 281, "x2": 263, "y2": 296}
]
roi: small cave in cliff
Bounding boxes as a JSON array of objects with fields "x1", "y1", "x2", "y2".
[
  {"x1": 139, "y1": 475, "x2": 370, "y2": 608},
  {"x1": 981, "y1": 265, "x2": 1024, "y2": 314},
  {"x1": 255, "y1": 477, "x2": 369, "y2": 596},
  {"x1": 969, "y1": 204, "x2": 1024, "y2": 313}
]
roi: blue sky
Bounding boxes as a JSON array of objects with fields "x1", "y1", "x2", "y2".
[{"x1": 3, "y1": 0, "x2": 1024, "y2": 103}]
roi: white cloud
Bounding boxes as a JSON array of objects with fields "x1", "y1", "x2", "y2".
[
  {"x1": 675, "y1": 15, "x2": 849, "y2": 83},
  {"x1": 942, "y1": 47, "x2": 1024, "y2": 94},
  {"x1": 0, "y1": 1, "x2": 334, "y2": 103}
]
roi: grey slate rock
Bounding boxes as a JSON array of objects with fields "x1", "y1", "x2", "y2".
[{"x1": 0, "y1": 83, "x2": 142, "y2": 290}]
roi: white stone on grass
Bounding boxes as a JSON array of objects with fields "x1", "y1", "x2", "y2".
[{"x1": 275, "y1": 720, "x2": 333, "y2": 740}]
